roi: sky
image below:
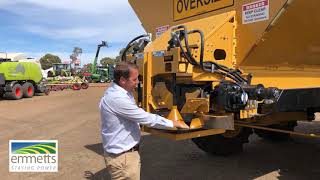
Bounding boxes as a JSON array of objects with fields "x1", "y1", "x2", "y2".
[{"x1": 0, "y1": 0, "x2": 145, "y2": 65}]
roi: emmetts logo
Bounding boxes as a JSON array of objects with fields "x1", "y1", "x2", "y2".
[{"x1": 9, "y1": 140, "x2": 58, "y2": 172}]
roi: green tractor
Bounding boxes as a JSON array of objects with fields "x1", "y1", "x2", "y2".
[
  {"x1": 0, "y1": 59, "x2": 49, "y2": 100},
  {"x1": 88, "y1": 65, "x2": 114, "y2": 83},
  {"x1": 83, "y1": 41, "x2": 114, "y2": 83},
  {"x1": 47, "y1": 63, "x2": 72, "y2": 77}
]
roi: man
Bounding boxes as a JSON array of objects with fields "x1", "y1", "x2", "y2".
[{"x1": 99, "y1": 61, "x2": 189, "y2": 180}]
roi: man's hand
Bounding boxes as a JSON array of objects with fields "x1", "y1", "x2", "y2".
[{"x1": 172, "y1": 120, "x2": 189, "y2": 129}]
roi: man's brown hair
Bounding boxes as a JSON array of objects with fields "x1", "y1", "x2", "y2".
[{"x1": 113, "y1": 61, "x2": 138, "y2": 85}]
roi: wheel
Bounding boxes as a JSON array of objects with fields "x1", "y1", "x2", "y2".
[
  {"x1": 47, "y1": 71, "x2": 54, "y2": 77},
  {"x1": 5, "y1": 83, "x2": 23, "y2": 100},
  {"x1": 22, "y1": 82, "x2": 34, "y2": 98},
  {"x1": 44, "y1": 88, "x2": 50, "y2": 95},
  {"x1": 81, "y1": 83, "x2": 89, "y2": 89},
  {"x1": 99, "y1": 78, "x2": 106, "y2": 83},
  {"x1": 192, "y1": 127, "x2": 252, "y2": 156},
  {"x1": 255, "y1": 121, "x2": 297, "y2": 141},
  {"x1": 72, "y1": 83, "x2": 81, "y2": 90},
  {"x1": 0, "y1": 90, "x2": 4, "y2": 98}
]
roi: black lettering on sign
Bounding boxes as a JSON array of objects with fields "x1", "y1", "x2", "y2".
[
  {"x1": 197, "y1": 0, "x2": 204, "y2": 7},
  {"x1": 184, "y1": 0, "x2": 189, "y2": 11},
  {"x1": 204, "y1": 0, "x2": 211, "y2": 5},
  {"x1": 176, "y1": 0, "x2": 226, "y2": 13},
  {"x1": 174, "y1": 0, "x2": 234, "y2": 21},
  {"x1": 190, "y1": 0, "x2": 196, "y2": 9},
  {"x1": 177, "y1": 0, "x2": 183, "y2": 13}
]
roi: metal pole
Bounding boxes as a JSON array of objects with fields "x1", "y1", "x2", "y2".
[{"x1": 235, "y1": 122, "x2": 320, "y2": 139}]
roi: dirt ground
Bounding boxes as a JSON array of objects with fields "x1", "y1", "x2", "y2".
[{"x1": 0, "y1": 84, "x2": 319, "y2": 180}]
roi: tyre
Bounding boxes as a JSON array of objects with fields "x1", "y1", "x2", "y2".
[
  {"x1": 22, "y1": 82, "x2": 34, "y2": 98},
  {"x1": 47, "y1": 71, "x2": 54, "y2": 77},
  {"x1": 192, "y1": 127, "x2": 252, "y2": 156},
  {"x1": 81, "y1": 83, "x2": 89, "y2": 89},
  {"x1": 255, "y1": 121, "x2": 297, "y2": 141},
  {"x1": 5, "y1": 83, "x2": 23, "y2": 100},
  {"x1": 0, "y1": 90, "x2": 4, "y2": 98},
  {"x1": 44, "y1": 88, "x2": 50, "y2": 95},
  {"x1": 99, "y1": 78, "x2": 106, "y2": 83},
  {"x1": 72, "y1": 83, "x2": 81, "y2": 90}
]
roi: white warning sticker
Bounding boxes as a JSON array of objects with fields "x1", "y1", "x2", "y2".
[
  {"x1": 242, "y1": 0, "x2": 269, "y2": 24},
  {"x1": 156, "y1": 25, "x2": 170, "y2": 38}
]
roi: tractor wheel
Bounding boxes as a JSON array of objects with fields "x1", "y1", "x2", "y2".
[
  {"x1": 47, "y1": 71, "x2": 54, "y2": 77},
  {"x1": 22, "y1": 82, "x2": 34, "y2": 98},
  {"x1": 72, "y1": 83, "x2": 81, "y2": 90},
  {"x1": 44, "y1": 88, "x2": 50, "y2": 95},
  {"x1": 5, "y1": 83, "x2": 23, "y2": 100},
  {"x1": 255, "y1": 121, "x2": 297, "y2": 141},
  {"x1": 99, "y1": 78, "x2": 106, "y2": 83},
  {"x1": 81, "y1": 83, "x2": 89, "y2": 89},
  {"x1": 192, "y1": 127, "x2": 252, "y2": 156}
]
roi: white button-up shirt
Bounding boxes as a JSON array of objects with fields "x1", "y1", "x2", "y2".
[{"x1": 99, "y1": 83, "x2": 174, "y2": 154}]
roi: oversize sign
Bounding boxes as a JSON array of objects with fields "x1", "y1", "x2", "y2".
[{"x1": 174, "y1": 0, "x2": 234, "y2": 21}]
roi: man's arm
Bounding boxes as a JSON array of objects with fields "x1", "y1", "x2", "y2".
[{"x1": 108, "y1": 96, "x2": 188, "y2": 129}]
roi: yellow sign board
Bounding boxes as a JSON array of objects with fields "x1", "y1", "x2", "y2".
[{"x1": 173, "y1": 0, "x2": 234, "y2": 21}]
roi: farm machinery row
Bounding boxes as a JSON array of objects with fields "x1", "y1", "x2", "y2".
[{"x1": 45, "y1": 63, "x2": 89, "y2": 91}]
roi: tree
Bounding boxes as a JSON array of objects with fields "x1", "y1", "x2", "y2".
[
  {"x1": 100, "y1": 57, "x2": 116, "y2": 66},
  {"x1": 100, "y1": 48, "x2": 125, "y2": 66},
  {"x1": 39, "y1": 54, "x2": 62, "y2": 70}
]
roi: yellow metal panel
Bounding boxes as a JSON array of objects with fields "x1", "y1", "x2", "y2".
[
  {"x1": 143, "y1": 126, "x2": 226, "y2": 141},
  {"x1": 241, "y1": 0, "x2": 320, "y2": 67},
  {"x1": 129, "y1": 0, "x2": 287, "y2": 66},
  {"x1": 235, "y1": 0, "x2": 288, "y2": 66},
  {"x1": 145, "y1": 11, "x2": 237, "y2": 75},
  {"x1": 150, "y1": 49, "x2": 179, "y2": 76},
  {"x1": 131, "y1": 0, "x2": 320, "y2": 98},
  {"x1": 181, "y1": 98, "x2": 209, "y2": 113},
  {"x1": 151, "y1": 82, "x2": 173, "y2": 109},
  {"x1": 241, "y1": 67, "x2": 320, "y2": 88}
]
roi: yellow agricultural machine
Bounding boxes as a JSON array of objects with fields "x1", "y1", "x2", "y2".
[{"x1": 126, "y1": 0, "x2": 320, "y2": 155}]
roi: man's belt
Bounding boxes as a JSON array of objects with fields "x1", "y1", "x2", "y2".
[
  {"x1": 126, "y1": 144, "x2": 139, "y2": 152},
  {"x1": 104, "y1": 144, "x2": 140, "y2": 157}
]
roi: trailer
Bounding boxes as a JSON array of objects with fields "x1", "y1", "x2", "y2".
[
  {"x1": 45, "y1": 76, "x2": 89, "y2": 91},
  {"x1": 126, "y1": 0, "x2": 320, "y2": 155}
]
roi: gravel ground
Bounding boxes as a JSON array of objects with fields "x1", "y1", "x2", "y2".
[{"x1": 0, "y1": 84, "x2": 319, "y2": 180}]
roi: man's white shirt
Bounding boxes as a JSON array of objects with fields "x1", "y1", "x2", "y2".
[{"x1": 99, "y1": 83, "x2": 174, "y2": 154}]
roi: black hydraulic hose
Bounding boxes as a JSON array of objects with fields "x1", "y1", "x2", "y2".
[
  {"x1": 172, "y1": 33, "x2": 198, "y2": 66},
  {"x1": 188, "y1": 29, "x2": 204, "y2": 69},
  {"x1": 233, "y1": 71, "x2": 247, "y2": 83},
  {"x1": 121, "y1": 34, "x2": 149, "y2": 61},
  {"x1": 172, "y1": 26, "x2": 247, "y2": 83},
  {"x1": 203, "y1": 61, "x2": 244, "y2": 83},
  {"x1": 215, "y1": 70, "x2": 242, "y2": 83},
  {"x1": 171, "y1": 25, "x2": 198, "y2": 65},
  {"x1": 211, "y1": 62, "x2": 247, "y2": 83}
]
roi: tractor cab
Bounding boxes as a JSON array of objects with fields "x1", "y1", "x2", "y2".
[
  {"x1": 96, "y1": 66, "x2": 108, "y2": 77},
  {"x1": 48, "y1": 63, "x2": 72, "y2": 77}
]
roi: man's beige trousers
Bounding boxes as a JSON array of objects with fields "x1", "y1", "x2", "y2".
[{"x1": 104, "y1": 151, "x2": 141, "y2": 180}]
